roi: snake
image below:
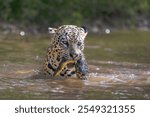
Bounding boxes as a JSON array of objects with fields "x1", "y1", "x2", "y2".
[{"x1": 53, "y1": 60, "x2": 75, "y2": 76}]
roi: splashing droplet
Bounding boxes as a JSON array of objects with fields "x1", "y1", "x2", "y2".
[
  {"x1": 20, "y1": 31, "x2": 25, "y2": 36},
  {"x1": 105, "y1": 29, "x2": 110, "y2": 34}
]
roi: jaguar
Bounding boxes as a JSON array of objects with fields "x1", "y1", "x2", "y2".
[{"x1": 43, "y1": 25, "x2": 88, "y2": 79}]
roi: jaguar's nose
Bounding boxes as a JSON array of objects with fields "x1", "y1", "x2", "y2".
[{"x1": 70, "y1": 53, "x2": 78, "y2": 59}]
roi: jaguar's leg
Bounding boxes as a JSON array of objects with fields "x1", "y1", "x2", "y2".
[{"x1": 75, "y1": 57, "x2": 88, "y2": 80}]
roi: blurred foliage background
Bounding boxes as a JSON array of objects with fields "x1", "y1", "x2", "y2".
[{"x1": 0, "y1": 0, "x2": 150, "y2": 33}]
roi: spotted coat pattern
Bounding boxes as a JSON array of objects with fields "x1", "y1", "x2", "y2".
[{"x1": 43, "y1": 25, "x2": 88, "y2": 79}]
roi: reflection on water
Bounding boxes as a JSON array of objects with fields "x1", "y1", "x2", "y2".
[{"x1": 0, "y1": 60, "x2": 150, "y2": 99}]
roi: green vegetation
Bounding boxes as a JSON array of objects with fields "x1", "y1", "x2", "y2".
[{"x1": 0, "y1": 0, "x2": 150, "y2": 27}]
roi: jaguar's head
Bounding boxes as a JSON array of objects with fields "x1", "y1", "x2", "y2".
[{"x1": 48, "y1": 25, "x2": 88, "y2": 61}]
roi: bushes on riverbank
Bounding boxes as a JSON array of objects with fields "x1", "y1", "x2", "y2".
[{"x1": 0, "y1": 0, "x2": 150, "y2": 32}]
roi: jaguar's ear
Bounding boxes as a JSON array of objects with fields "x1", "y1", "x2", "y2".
[
  {"x1": 80, "y1": 26, "x2": 88, "y2": 33},
  {"x1": 48, "y1": 27, "x2": 57, "y2": 34}
]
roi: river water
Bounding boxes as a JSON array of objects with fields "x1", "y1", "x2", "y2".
[{"x1": 0, "y1": 32, "x2": 150, "y2": 99}]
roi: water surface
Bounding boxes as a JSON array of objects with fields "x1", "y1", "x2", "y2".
[{"x1": 0, "y1": 31, "x2": 150, "y2": 99}]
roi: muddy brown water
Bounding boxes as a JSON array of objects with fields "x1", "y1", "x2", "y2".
[
  {"x1": 0, "y1": 60, "x2": 150, "y2": 99},
  {"x1": 0, "y1": 33, "x2": 150, "y2": 99}
]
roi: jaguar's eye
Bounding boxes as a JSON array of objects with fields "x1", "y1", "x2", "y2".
[
  {"x1": 62, "y1": 41, "x2": 68, "y2": 47},
  {"x1": 77, "y1": 42, "x2": 82, "y2": 46}
]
